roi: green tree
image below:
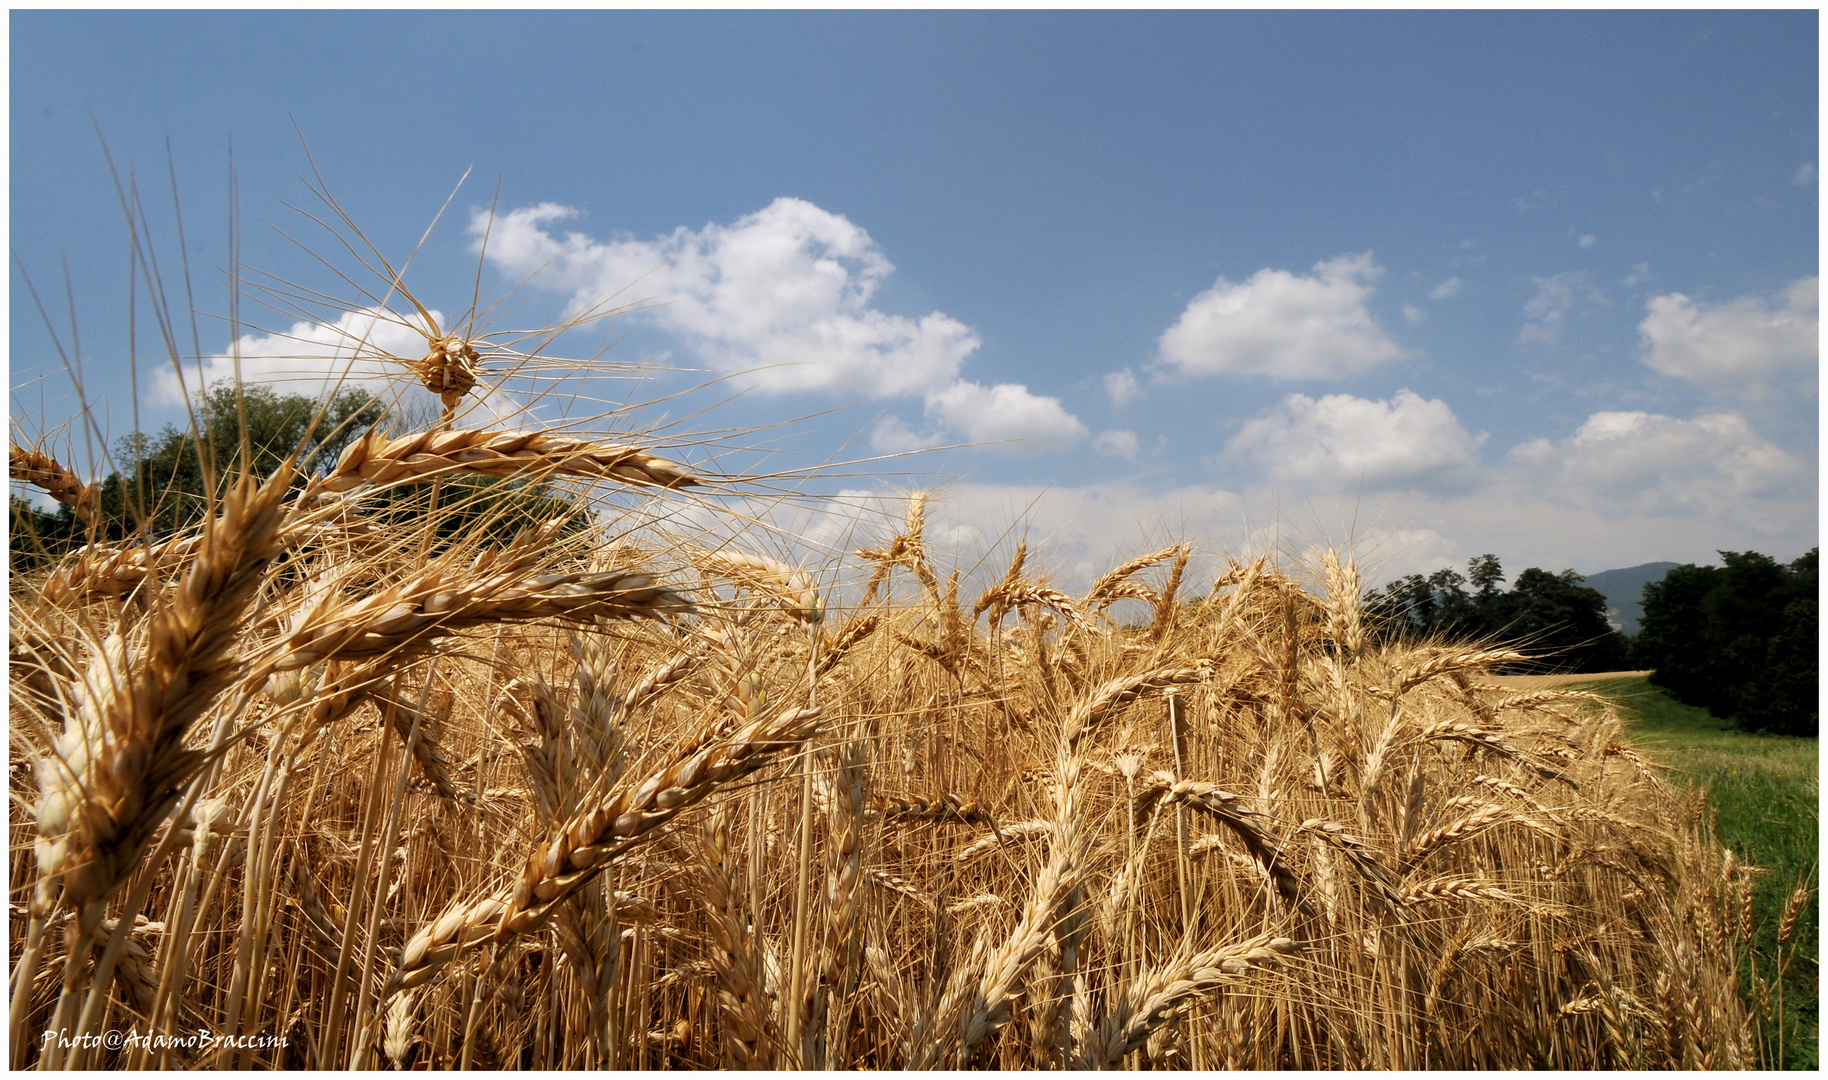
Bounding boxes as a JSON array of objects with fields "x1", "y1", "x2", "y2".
[
  {"x1": 1467, "y1": 554, "x2": 1501, "y2": 598},
  {"x1": 1365, "y1": 556, "x2": 1498, "y2": 642},
  {"x1": 1489, "y1": 567, "x2": 1629, "y2": 674},
  {"x1": 1633, "y1": 563, "x2": 1720, "y2": 706},
  {"x1": 1364, "y1": 572, "x2": 1436, "y2": 639},
  {"x1": 93, "y1": 381, "x2": 384, "y2": 542},
  {"x1": 1365, "y1": 555, "x2": 1629, "y2": 674},
  {"x1": 8, "y1": 496, "x2": 84, "y2": 573},
  {"x1": 1635, "y1": 549, "x2": 1818, "y2": 736}
]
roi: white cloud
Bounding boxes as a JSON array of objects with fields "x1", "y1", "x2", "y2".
[
  {"x1": 1578, "y1": 234, "x2": 1596, "y2": 249},
  {"x1": 478, "y1": 197, "x2": 1084, "y2": 451},
  {"x1": 1519, "y1": 272, "x2": 1605, "y2": 345},
  {"x1": 1402, "y1": 304, "x2": 1425, "y2": 325},
  {"x1": 1093, "y1": 429, "x2": 1141, "y2": 461},
  {"x1": 1622, "y1": 263, "x2": 1651, "y2": 287},
  {"x1": 1226, "y1": 389, "x2": 1485, "y2": 492},
  {"x1": 925, "y1": 380, "x2": 1087, "y2": 450},
  {"x1": 1429, "y1": 276, "x2": 1462, "y2": 300},
  {"x1": 870, "y1": 414, "x2": 943, "y2": 453},
  {"x1": 867, "y1": 382, "x2": 1085, "y2": 454},
  {"x1": 152, "y1": 306, "x2": 440, "y2": 405},
  {"x1": 1156, "y1": 252, "x2": 1402, "y2": 380},
  {"x1": 1637, "y1": 277, "x2": 1818, "y2": 394},
  {"x1": 1104, "y1": 367, "x2": 1142, "y2": 405},
  {"x1": 1796, "y1": 162, "x2": 1816, "y2": 186},
  {"x1": 1506, "y1": 410, "x2": 1806, "y2": 520}
]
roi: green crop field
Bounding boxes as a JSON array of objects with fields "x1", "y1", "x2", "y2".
[{"x1": 1588, "y1": 675, "x2": 1819, "y2": 1070}]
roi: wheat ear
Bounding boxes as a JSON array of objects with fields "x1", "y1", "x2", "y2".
[
  {"x1": 701, "y1": 806, "x2": 775, "y2": 1068},
  {"x1": 10, "y1": 443, "x2": 96, "y2": 522},
  {"x1": 805, "y1": 741, "x2": 867, "y2": 1067},
  {"x1": 1074, "y1": 934, "x2": 1300, "y2": 1068},
  {"x1": 1138, "y1": 777, "x2": 1306, "y2": 911},
  {"x1": 387, "y1": 702, "x2": 821, "y2": 994},
  {"x1": 1065, "y1": 664, "x2": 1213, "y2": 751},
  {"x1": 39, "y1": 467, "x2": 292, "y2": 932},
  {"x1": 903, "y1": 661, "x2": 1110, "y2": 1069},
  {"x1": 1084, "y1": 544, "x2": 1183, "y2": 609},
  {"x1": 1398, "y1": 648, "x2": 1529, "y2": 693},
  {"x1": 36, "y1": 466, "x2": 293, "y2": 1065},
  {"x1": 274, "y1": 527, "x2": 691, "y2": 670},
  {"x1": 696, "y1": 549, "x2": 824, "y2": 625},
  {"x1": 1321, "y1": 549, "x2": 1363, "y2": 657},
  {"x1": 973, "y1": 580, "x2": 1098, "y2": 636},
  {"x1": 309, "y1": 427, "x2": 698, "y2": 494}
]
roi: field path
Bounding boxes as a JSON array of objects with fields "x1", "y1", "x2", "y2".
[{"x1": 1486, "y1": 669, "x2": 1651, "y2": 690}]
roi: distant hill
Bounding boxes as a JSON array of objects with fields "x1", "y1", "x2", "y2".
[{"x1": 1581, "y1": 562, "x2": 1681, "y2": 635}]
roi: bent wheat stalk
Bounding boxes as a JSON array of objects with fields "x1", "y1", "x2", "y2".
[
  {"x1": 385, "y1": 702, "x2": 821, "y2": 996},
  {"x1": 1074, "y1": 934, "x2": 1301, "y2": 1068},
  {"x1": 274, "y1": 530, "x2": 692, "y2": 671},
  {"x1": 1084, "y1": 545, "x2": 1182, "y2": 610}
]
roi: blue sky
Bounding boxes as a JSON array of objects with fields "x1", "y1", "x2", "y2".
[{"x1": 10, "y1": 10, "x2": 1819, "y2": 586}]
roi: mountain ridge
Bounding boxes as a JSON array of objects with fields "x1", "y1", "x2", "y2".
[{"x1": 1579, "y1": 561, "x2": 1682, "y2": 636}]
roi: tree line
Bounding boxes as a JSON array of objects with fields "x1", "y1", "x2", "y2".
[
  {"x1": 1363, "y1": 548, "x2": 1817, "y2": 737},
  {"x1": 1632, "y1": 548, "x2": 1817, "y2": 737},
  {"x1": 1363, "y1": 554, "x2": 1630, "y2": 674}
]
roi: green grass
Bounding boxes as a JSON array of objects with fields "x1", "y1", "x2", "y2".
[{"x1": 1582, "y1": 675, "x2": 1819, "y2": 1070}]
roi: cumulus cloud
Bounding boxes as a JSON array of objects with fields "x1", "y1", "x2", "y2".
[
  {"x1": 1156, "y1": 252, "x2": 1402, "y2": 380},
  {"x1": 1430, "y1": 276, "x2": 1462, "y2": 300},
  {"x1": 1402, "y1": 304, "x2": 1425, "y2": 325},
  {"x1": 925, "y1": 380, "x2": 1087, "y2": 449},
  {"x1": 870, "y1": 414, "x2": 943, "y2": 453},
  {"x1": 477, "y1": 197, "x2": 1084, "y2": 451},
  {"x1": 1637, "y1": 277, "x2": 1818, "y2": 394},
  {"x1": 1226, "y1": 389, "x2": 1485, "y2": 492},
  {"x1": 1093, "y1": 429, "x2": 1141, "y2": 461},
  {"x1": 1506, "y1": 410, "x2": 1807, "y2": 521},
  {"x1": 1104, "y1": 367, "x2": 1142, "y2": 405},
  {"x1": 1519, "y1": 272, "x2": 1606, "y2": 345},
  {"x1": 151, "y1": 306, "x2": 439, "y2": 405}
]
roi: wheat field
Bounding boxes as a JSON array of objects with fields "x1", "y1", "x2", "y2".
[{"x1": 6, "y1": 210, "x2": 1774, "y2": 1069}]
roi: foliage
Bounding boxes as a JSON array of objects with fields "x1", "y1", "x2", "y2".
[
  {"x1": 1632, "y1": 549, "x2": 1818, "y2": 736},
  {"x1": 1364, "y1": 555, "x2": 1630, "y2": 672},
  {"x1": 8, "y1": 496, "x2": 85, "y2": 574},
  {"x1": 94, "y1": 381, "x2": 384, "y2": 541}
]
